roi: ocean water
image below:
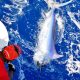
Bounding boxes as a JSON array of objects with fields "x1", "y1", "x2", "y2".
[{"x1": 0, "y1": 0, "x2": 80, "y2": 80}]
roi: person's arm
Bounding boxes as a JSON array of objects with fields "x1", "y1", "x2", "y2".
[{"x1": 8, "y1": 62, "x2": 15, "y2": 80}]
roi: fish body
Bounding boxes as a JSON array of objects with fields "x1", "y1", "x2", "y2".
[
  {"x1": 33, "y1": 9, "x2": 63, "y2": 65},
  {"x1": 33, "y1": 0, "x2": 73, "y2": 66}
]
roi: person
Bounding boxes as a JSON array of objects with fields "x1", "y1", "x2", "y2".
[{"x1": 0, "y1": 44, "x2": 22, "y2": 80}]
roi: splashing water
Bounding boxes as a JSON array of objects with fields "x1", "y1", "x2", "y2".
[
  {"x1": 1, "y1": 0, "x2": 29, "y2": 25},
  {"x1": 33, "y1": 0, "x2": 80, "y2": 75},
  {"x1": 0, "y1": 0, "x2": 80, "y2": 79}
]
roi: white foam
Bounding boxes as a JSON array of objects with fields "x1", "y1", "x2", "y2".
[
  {"x1": 2, "y1": 0, "x2": 29, "y2": 25},
  {"x1": 45, "y1": 0, "x2": 73, "y2": 8},
  {"x1": 68, "y1": 11, "x2": 80, "y2": 29},
  {"x1": 55, "y1": 14, "x2": 65, "y2": 43},
  {"x1": 66, "y1": 55, "x2": 80, "y2": 74}
]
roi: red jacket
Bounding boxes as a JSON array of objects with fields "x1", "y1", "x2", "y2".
[{"x1": 0, "y1": 58, "x2": 10, "y2": 80}]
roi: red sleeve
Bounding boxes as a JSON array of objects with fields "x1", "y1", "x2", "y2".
[{"x1": 0, "y1": 58, "x2": 10, "y2": 80}]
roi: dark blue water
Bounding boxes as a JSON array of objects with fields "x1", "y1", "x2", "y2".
[{"x1": 0, "y1": 0, "x2": 80, "y2": 80}]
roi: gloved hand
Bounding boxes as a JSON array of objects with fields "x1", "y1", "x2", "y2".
[{"x1": 8, "y1": 62, "x2": 15, "y2": 72}]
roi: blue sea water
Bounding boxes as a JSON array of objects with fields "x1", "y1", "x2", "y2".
[{"x1": 0, "y1": 0, "x2": 80, "y2": 80}]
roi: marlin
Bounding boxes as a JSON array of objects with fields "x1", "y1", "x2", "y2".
[
  {"x1": 33, "y1": 9, "x2": 63, "y2": 66},
  {"x1": 33, "y1": 0, "x2": 73, "y2": 67}
]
